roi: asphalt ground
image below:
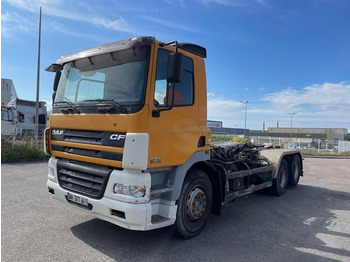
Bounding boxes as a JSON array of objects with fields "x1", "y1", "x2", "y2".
[{"x1": 1, "y1": 158, "x2": 350, "y2": 262}]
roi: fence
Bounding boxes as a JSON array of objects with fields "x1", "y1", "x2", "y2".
[
  {"x1": 1, "y1": 124, "x2": 46, "y2": 144},
  {"x1": 338, "y1": 141, "x2": 350, "y2": 153}
]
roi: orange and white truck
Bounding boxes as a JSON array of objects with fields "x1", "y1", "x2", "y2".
[{"x1": 45, "y1": 36, "x2": 303, "y2": 238}]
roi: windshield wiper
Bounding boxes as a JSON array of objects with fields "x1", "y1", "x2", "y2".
[
  {"x1": 83, "y1": 99, "x2": 126, "y2": 113},
  {"x1": 54, "y1": 101, "x2": 80, "y2": 114}
]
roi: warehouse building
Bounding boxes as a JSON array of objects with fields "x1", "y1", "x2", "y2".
[
  {"x1": 208, "y1": 120, "x2": 347, "y2": 149},
  {"x1": 208, "y1": 120, "x2": 247, "y2": 137},
  {"x1": 249, "y1": 127, "x2": 347, "y2": 149}
]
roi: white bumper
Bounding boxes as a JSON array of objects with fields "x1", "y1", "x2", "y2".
[{"x1": 47, "y1": 157, "x2": 176, "y2": 231}]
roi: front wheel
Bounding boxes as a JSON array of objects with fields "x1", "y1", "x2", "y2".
[
  {"x1": 271, "y1": 159, "x2": 289, "y2": 196},
  {"x1": 176, "y1": 169, "x2": 213, "y2": 239}
]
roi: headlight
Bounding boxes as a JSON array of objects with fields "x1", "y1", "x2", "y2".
[{"x1": 113, "y1": 183, "x2": 146, "y2": 198}]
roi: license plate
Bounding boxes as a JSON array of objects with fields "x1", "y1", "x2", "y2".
[{"x1": 67, "y1": 192, "x2": 88, "y2": 206}]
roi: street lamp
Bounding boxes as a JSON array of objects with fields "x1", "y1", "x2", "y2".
[
  {"x1": 240, "y1": 100, "x2": 251, "y2": 138},
  {"x1": 288, "y1": 112, "x2": 295, "y2": 139}
]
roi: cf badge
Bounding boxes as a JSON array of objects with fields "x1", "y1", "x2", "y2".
[{"x1": 109, "y1": 134, "x2": 126, "y2": 141}]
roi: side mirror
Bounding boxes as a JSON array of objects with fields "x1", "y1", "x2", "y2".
[{"x1": 167, "y1": 53, "x2": 183, "y2": 83}]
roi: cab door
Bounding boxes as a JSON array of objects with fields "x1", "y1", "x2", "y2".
[{"x1": 148, "y1": 48, "x2": 202, "y2": 169}]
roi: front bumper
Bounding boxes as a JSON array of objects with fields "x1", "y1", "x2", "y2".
[
  {"x1": 47, "y1": 157, "x2": 176, "y2": 231},
  {"x1": 47, "y1": 179, "x2": 152, "y2": 230}
]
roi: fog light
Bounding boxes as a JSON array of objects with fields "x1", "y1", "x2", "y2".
[{"x1": 113, "y1": 183, "x2": 146, "y2": 198}]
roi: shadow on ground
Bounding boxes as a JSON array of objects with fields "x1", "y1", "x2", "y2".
[{"x1": 71, "y1": 184, "x2": 350, "y2": 262}]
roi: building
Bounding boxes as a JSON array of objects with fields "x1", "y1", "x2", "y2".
[
  {"x1": 208, "y1": 120, "x2": 248, "y2": 137},
  {"x1": 1, "y1": 78, "x2": 47, "y2": 139},
  {"x1": 1, "y1": 78, "x2": 18, "y2": 105},
  {"x1": 207, "y1": 118, "x2": 347, "y2": 149},
  {"x1": 250, "y1": 127, "x2": 347, "y2": 149},
  {"x1": 210, "y1": 127, "x2": 247, "y2": 137}
]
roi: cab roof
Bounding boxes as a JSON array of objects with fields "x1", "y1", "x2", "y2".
[{"x1": 46, "y1": 36, "x2": 206, "y2": 72}]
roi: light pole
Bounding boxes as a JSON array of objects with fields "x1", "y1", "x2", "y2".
[
  {"x1": 35, "y1": 7, "x2": 42, "y2": 143},
  {"x1": 288, "y1": 112, "x2": 295, "y2": 139},
  {"x1": 240, "y1": 100, "x2": 251, "y2": 138}
]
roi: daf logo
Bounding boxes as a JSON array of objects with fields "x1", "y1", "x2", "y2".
[
  {"x1": 52, "y1": 129, "x2": 64, "y2": 136},
  {"x1": 109, "y1": 134, "x2": 126, "y2": 141}
]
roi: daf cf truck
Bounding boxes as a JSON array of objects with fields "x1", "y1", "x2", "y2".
[{"x1": 45, "y1": 36, "x2": 303, "y2": 238}]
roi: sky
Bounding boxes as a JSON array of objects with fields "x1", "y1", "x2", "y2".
[{"x1": 2, "y1": 0, "x2": 350, "y2": 131}]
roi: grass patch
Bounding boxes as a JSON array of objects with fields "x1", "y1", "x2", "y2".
[
  {"x1": 1, "y1": 142, "x2": 48, "y2": 162},
  {"x1": 211, "y1": 136, "x2": 250, "y2": 143},
  {"x1": 300, "y1": 150, "x2": 350, "y2": 157},
  {"x1": 211, "y1": 136, "x2": 232, "y2": 142}
]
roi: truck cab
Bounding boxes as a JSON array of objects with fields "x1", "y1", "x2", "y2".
[
  {"x1": 1, "y1": 105, "x2": 17, "y2": 140},
  {"x1": 46, "y1": 37, "x2": 212, "y2": 234}
]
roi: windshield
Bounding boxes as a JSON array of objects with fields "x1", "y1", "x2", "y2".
[{"x1": 54, "y1": 46, "x2": 150, "y2": 113}]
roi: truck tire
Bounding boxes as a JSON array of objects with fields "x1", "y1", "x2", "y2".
[
  {"x1": 289, "y1": 154, "x2": 301, "y2": 187},
  {"x1": 176, "y1": 169, "x2": 213, "y2": 239},
  {"x1": 271, "y1": 159, "x2": 288, "y2": 196}
]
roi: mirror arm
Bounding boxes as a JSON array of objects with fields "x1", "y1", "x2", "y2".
[
  {"x1": 152, "y1": 82, "x2": 176, "y2": 118},
  {"x1": 160, "y1": 40, "x2": 179, "y2": 53}
]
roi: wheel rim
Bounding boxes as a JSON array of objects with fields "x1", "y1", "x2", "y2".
[{"x1": 186, "y1": 186, "x2": 207, "y2": 221}]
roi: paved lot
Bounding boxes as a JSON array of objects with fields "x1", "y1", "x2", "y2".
[{"x1": 2, "y1": 158, "x2": 350, "y2": 262}]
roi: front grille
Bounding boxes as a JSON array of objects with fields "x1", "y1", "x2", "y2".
[
  {"x1": 50, "y1": 129, "x2": 125, "y2": 163},
  {"x1": 52, "y1": 145, "x2": 122, "y2": 161},
  {"x1": 51, "y1": 129, "x2": 126, "y2": 148},
  {"x1": 57, "y1": 159, "x2": 112, "y2": 199}
]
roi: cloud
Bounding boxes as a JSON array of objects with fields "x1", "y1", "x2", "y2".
[
  {"x1": 263, "y1": 82, "x2": 350, "y2": 109},
  {"x1": 198, "y1": 0, "x2": 247, "y2": 7},
  {"x1": 2, "y1": 0, "x2": 136, "y2": 36},
  {"x1": 256, "y1": 0, "x2": 271, "y2": 7},
  {"x1": 141, "y1": 16, "x2": 202, "y2": 33},
  {"x1": 207, "y1": 93, "x2": 244, "y2": 117},
  {"x1": 207, "y1": 82, "x2": 350, "y2": 130},
  {"x1": 197, "y1": 0, "x2": 270, "y2": 7},
  {"x1": 1, "y1": 11, "x2": 35, "y2": 41},
  {"x1": 44, "y1": 99, "x2": 53, "y2": 111},
  {"x1": 91, "y1": 17, "x2": 138, "y2": 33},
  {"x1": 47, "y1": 21, "x2": 106, "y2": 40},
  {"x1": 260, "y1": 82, "x2": 350, "y2": 129},
  {"x1": 163, "y1": 0, "x2": 186, "y2": 8}
]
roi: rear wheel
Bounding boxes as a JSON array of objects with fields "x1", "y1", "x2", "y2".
[
  {"x1": 176, "y1": 169, "x2": 213, "y2": 239},
  {"x1": 271, "y1": 159, "x2": 288, "y2": 196},
  {"x1": 289, "y1": 155, "x2": 302, "y2": 187}
]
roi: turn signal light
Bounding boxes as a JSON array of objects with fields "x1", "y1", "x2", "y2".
[{"x1": 44, "y1": 128, "x2": 51, "y2": 156}]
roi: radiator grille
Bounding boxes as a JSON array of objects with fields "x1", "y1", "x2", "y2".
[
  {"x1": 51, "y1": 129, "x2": 125, "y2": 163},
  {"x1": 57, "y1": 159, "x2": 112, "y2": 199},
  {"x1": 52, "y1": 145, "x2": 122, "y2": 161},
  {"x1": 51, "y1": 129, "x2": 126, "y2": 147}
]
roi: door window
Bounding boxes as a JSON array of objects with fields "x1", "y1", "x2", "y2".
[{"x1": 154, "y1": 49, "x2": 194, "y2": 107}]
